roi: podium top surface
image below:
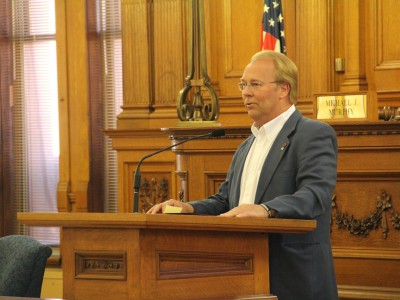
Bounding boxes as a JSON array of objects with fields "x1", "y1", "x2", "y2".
[{"x1": 18, "y1": 212, "x2": 316, "y2": 234}]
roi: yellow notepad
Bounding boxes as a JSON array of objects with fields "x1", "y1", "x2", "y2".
[{"x1": 163, "y1": 205, "x2": 183, "y2": 214}]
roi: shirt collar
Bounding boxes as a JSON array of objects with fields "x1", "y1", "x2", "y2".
[{"x1": 251, "y1": 105, "x2": 296, "y2": 139}]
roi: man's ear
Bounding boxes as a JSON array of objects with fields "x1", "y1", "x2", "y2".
[{"x1": 280, "y1": 82, "x2": 291, "y2": 98}]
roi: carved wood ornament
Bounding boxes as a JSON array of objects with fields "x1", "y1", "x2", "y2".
[
  {"x1": 332, "y1": 191, "x2": 400, "y2": 238},
  {"x1": 140, "y1": 177, "x2": 169, "y2": 212}
]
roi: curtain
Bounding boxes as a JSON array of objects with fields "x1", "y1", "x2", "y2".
[
  {"x1": 0, "y1": 0, "x2": 122, "y2": 241},
  {"x1": 87, "y1": 0, "x2": 123, "y2": 213},
  {"x1": 9, "y1": 0, "x2": 60, "y2": 244}
]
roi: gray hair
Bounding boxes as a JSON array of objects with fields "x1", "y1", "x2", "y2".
[{"x1": 251, "y1": 50, "x2": 298, "y2": 104}]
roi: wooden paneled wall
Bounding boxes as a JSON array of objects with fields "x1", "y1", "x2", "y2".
[
  {"x1": 55, "y1": 0, "x2": 400, "y2": 210},
  {"x1": 116, "y1": 0, "x2": 400, "y2": 130},
  {"x1": 110, "y1": 0, "x2": 400, "y2": 211},
  {"x1": 54, "y1": 1, "x2": 400, "y2": 299},
  {"x1": 331, "y1": 122, "x2": 400, "y2": 299}
]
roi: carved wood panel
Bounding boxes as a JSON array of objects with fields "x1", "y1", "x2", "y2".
[
  {"x1": 126, "y1": 165, "x2": 175, "y2": 213},
  {"x1": 75, "y1": 251, "x2": 126, "y2": 280},
  {"x1": 204, "y1": 172, "x2": 226, "y2": 197},
  {"x1": 156, "y1": 250, "x2": 253, "y2": 280}
]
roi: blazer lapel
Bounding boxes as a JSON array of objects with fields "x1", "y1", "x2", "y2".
[{"x1": 254, "y1": 110, "x2": 302, "y2": 204}]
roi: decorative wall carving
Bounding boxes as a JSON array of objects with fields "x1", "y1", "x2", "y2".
[
  {"x1": 140, "y1": 176, "x2": 169, "y2": 212},
  {"x1": 332, "y1": 191, "x2": 400, "y2": 238}
]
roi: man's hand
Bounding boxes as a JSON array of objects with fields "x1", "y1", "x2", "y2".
[
  {"x1": 220, "y1": 204, "x2": 270, "y2": 218},
  {"x1": 146, "y1": 199, "x2": 195, "y2": 214}
]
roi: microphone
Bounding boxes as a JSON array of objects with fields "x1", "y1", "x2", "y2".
[{"x1": 133, "y1": 129, "x2": 225, "y2": 212}]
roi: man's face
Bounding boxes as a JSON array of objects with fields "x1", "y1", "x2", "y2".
[{"x1": 240, "y1": 59, "x2": 290, "y2": 127}]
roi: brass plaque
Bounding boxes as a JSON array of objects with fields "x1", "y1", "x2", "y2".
[{"x1": 315, "y1": 94, "x2": 367, "y2": 120}]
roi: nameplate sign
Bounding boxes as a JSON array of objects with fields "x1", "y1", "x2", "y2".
[{"x1": 315, "y1": 93, "x2": 367, "y2": 121}]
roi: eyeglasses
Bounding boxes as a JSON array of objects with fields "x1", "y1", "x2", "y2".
[{"x1": 237, "y1": 81, "x2": 281, "y2": 91}]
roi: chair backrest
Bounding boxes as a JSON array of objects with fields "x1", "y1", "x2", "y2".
[{"x1": 0, "y1": 235, "x2": 52, "y2": 297}]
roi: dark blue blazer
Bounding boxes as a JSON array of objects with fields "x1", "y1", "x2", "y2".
[{"x1": 191, "y1": 109, "x2": 339, "y2": 300}]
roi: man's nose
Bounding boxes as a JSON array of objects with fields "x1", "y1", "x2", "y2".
[{"x1": 242, "y1": 86, "x2": 253, "y2": 96}]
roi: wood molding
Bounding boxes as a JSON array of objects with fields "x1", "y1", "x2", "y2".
[
  {"x1": 333, "y1": 247, "x2": 400, "y2": 260},
  {"x1": 338, "y1": 285, "x2": 400, "y2": 300}
]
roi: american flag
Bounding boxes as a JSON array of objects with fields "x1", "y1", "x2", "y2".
[{"x1": 261, "y1": 0, "x2": 286, "y2": 54}]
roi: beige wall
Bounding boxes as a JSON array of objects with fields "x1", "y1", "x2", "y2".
[{"x1": 41, "y1": 268, "x2": 63, "y2": 299}]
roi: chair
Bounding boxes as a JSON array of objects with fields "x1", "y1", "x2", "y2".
[{"x1": 0, "y1": 235, "x2": 52, "y2": 297}]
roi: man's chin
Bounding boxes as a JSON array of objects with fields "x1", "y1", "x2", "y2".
[{"x1": 247, "y1": 110, "x2": 258, "y2": 118}]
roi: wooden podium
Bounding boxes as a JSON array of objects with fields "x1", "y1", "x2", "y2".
[{"x1": 18, "y1": 213, "x2": 316, "y2": 300}]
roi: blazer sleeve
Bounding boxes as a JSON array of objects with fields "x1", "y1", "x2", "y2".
[{"x1": 265, "y1": 120, "x2": 338, "y2": 219}]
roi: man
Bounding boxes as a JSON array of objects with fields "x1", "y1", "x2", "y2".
[{"x1": 148, "y1": 50, "x2": 338, "y2": 300}]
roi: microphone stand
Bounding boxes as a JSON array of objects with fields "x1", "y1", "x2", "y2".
[{"x1": 133, "y1": 130, "x2": 224, "y2": 213}]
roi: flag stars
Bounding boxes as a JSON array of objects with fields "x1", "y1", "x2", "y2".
[
  {"x1": 261, "y1": 0, "x2": 286, "y2": 53},
  {"x1": 268, "y1": 18, "x2": 275, "y2": 27}
]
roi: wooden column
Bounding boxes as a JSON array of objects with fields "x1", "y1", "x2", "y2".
[
  {"x1": 56, "y1": 0, "x2": 90, "y2": 212},
  {"x1": 294, "y1": 0, "x2": 334, "y2": 116},
  {"x1": 334, "y1": 0, "x2": 368, "y2": 92}
]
